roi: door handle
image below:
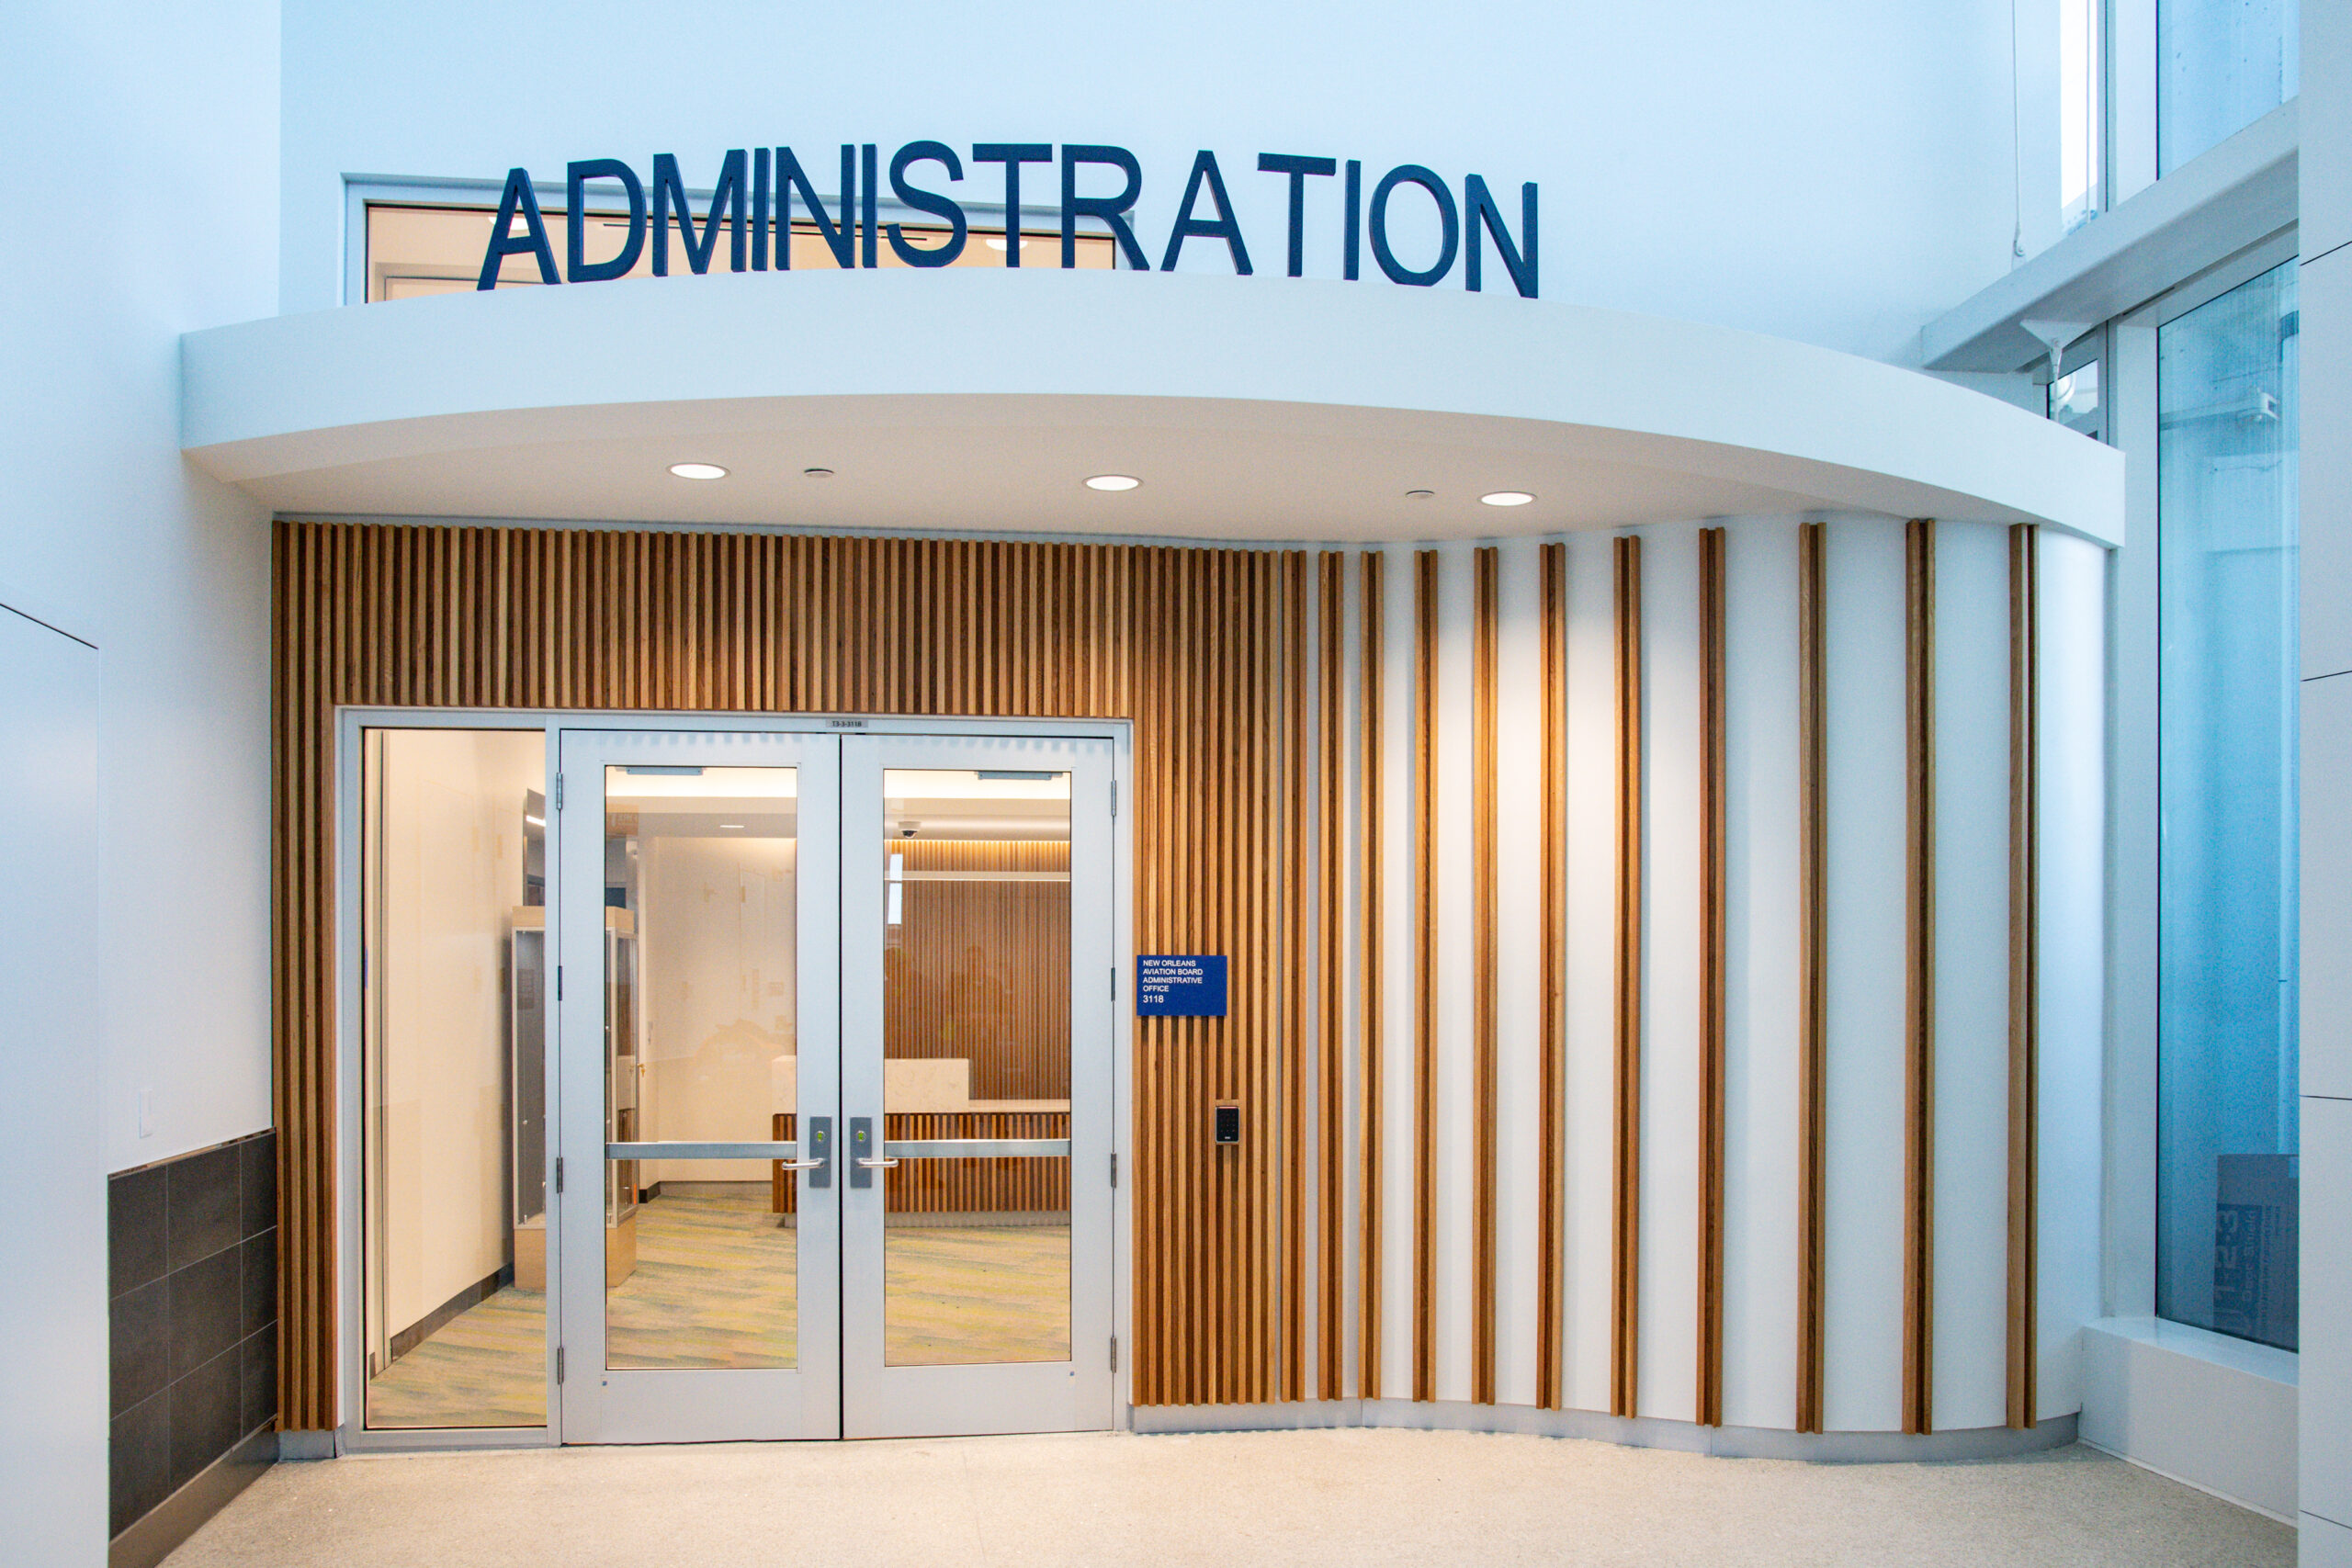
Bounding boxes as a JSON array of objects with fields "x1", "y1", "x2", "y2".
[
  {"x1": 776, "y1": 1158, "x2": 823, "y2": 1171},
  {"x1": 849, "y1": 1116, "x2": 892, "y2": 1187}
]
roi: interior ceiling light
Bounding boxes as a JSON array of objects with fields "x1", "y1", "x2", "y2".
[
  {"x1": 669, "y1": 462, "x2": 728, "y2": 480},
  {"x1": 1085, "y1": 474, "x2": 1142, "y2": 491},
  {"x1": 718, "y1": 822, "x2": 746, "y2": 829},
  {"x1": 1480, "y1": 491, "x2": 1535, "y2": 507},
  {"x1": 1405, "y1": 489, "x2": 1435, "y2": 499},
  {"x1": 803, "y1": 467, "x2": 834, "y2": 478}
]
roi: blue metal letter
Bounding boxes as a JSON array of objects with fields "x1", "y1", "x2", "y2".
[
  {"x1": 972, "y1": 143, "x2": 1051, "y2": 265},
  {"x1": 650, "y1": 151, "x2": 748, "y2": 276},
  {"x1": 776, "y1": 147, "x2": 856, "y2": 269},
  {"x1": 1256, "y1": 153, "x2": 1336, "y2": 277},
  {"x1": 1368, "y1": 164, "x2": 1458, "y2": 288},
  {"x1": 478, "y1": 168, "x2": 560, "y2": 289},
  {"x1": 752, "y1": 147, "x2": 771, "y2": 271},
  {"x1": 862, "y1": 144, "x2": 879, "y2": 267},
  {"x1": 1344, "y1": 160, "x2": 1362, "y2": 281},
  {"x1": 1159, "y1": 151, "x2": 1252, "y2": 275},
  {"x1": 888, "y1": 141, "x2": 968, "y2": 266},
  {"x1": 565, "y1": 159, "x2": 645, "y2": 283},
  {"x1": 1059, "y1": 145, "x2": 1149, "y2": 269},
  {"x1": 1464, "y1": 176, "x2": 1537, "y2": 299}
]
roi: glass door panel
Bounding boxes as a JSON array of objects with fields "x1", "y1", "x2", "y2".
[
  {"x1": 878, "y1": 769, "x2": 1073, "y2": 1368},
  {"x1": 841, "y1": 739, "x2": 1115, "y2": 1438},
  {"x1": 557, "y1": 736, "x2": 839, "y2": 1442}
]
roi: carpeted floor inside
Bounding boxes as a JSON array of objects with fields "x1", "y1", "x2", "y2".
[
  {"x1": 366, "y1": 1189, "x2": 1069, "y2": 1429},
  {"x1": 167, "y1": 1427, "x2": 2292, "y2": 1567}
]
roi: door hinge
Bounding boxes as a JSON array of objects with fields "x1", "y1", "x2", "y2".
[
  {"x1": 557, "y1": 1347, "x2": 566, "y2": 1384},
  {"x1": 557, "y1": 966, "x2": 563, "y2": 1002},
  {"x1": 1110, "y1": 779, "x2": 1118, "y2": 817},
  {"x1": 1110, "y1": 1151, "x2": 1118, "y2": 1189},
  {"x1": 1111, "y1": 967, "x2": 1117, "y2": 1001},
  {"x1": 555, "y1": 1156, "x2": 565, "y2": 1194},
  {"x1": 1110, "y1": 1337, "x2": 1119, "y2": 1373},
  {"x1": 554, "y1": 773, "x2": 564, "y2": 811}
]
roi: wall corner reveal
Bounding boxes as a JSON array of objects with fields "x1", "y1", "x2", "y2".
[
  {"x1": 1903, "y1": 516, "x2": 1938, "y2": 1437},
  {"x1": 2006, "y1": 523, "x2": 2041, "y2": 1431},
  {"x1": 1795, "y1": 520, "x2": 1828, "y2": 1436},
  {"x1": 1611, "y1": 533, "x2": 1644, "y2": 1420},
  {"x1": 1696, "y1": 525, "x2": 1728, "y2": 1427},
  {"x1": 1411, "y1": 547, "x2": 1439, "y2": 1405},
  {"x1": 1537, "y1": 541, "x2": 1568, "y2": 1411},
  {"x1": 1472, "y1": 546, "x2": 1500, "y2": 1405}
]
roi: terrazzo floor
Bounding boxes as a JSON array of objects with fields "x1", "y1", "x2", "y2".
[{"x1": 367, "y1": 1189, "x2": 1069, "y2": 1429}]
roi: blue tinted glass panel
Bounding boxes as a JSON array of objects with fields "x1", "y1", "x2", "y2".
[
  {"x1": 2156, "y1": 260, "x2": 2299, "y2": 1350},
  {"x1": 2158, "y1": 0, "x2": 2299, "y2": 175}
]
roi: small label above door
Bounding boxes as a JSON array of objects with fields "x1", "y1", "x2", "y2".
[{"x1": 1136, "y1": 955, "x2": 1227, "y2": 1017}]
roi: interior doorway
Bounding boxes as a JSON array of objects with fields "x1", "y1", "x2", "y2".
[{"x1": 350, "y1": 720, "x2": 1120, "y2": 1444}]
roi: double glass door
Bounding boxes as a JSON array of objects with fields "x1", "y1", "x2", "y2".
[{"x1": 552, "y1": 729, "x2": 1114, "y2": 1442}]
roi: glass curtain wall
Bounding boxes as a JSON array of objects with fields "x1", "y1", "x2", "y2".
[
  {"x1": 2156, "y1": 260, "x2": 2300, "y2": 1350},
  {"x1": 2158, "y1": 0, "x2": 2299, "y2": 175},
  {"x1": 2062, "y1": 0, "x2": 2103, "y2": 232},
  {"x1": 361, "y1": 728, "x2": 550, "y2": 1427}
]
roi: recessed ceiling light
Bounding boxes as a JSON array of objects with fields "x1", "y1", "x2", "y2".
[
  {"x1": 670, "y1": 462, "x2": 728, "y2": 480},
  {"x1": 804, "y1": 467, "x2": 834, "y2": 479},
  {"x1": 1085, "y1": 474, "x2": 1141, "y2": 491},
  {"x1": 1405, "y1": 489, "x2": 1435, "y2": 499},
  {"x1": 718, "y1": 822, "x2": 745, "y2": 829},
  {"x1": 986, "y1": 235, "x2": 1029, "y2": 252},
  {"x1": 1480, "y1": 491, "x2": 1535, "y2": 507}
]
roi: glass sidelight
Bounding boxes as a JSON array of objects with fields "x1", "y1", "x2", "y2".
[
  {"x1": 358, "y1": 728, "x2": 549, "y2": 1430},
  {"x1": 877, "y1": 769, "x2": 1073, "y2": 1368}
]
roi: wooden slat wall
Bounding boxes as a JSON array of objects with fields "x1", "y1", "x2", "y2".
[
  {"x1": 1611, "y1": 535, "x2": 1643, "y2": 1419},
  {"x1": 1903, "y1": 517, "x2": 1938, "y2": 1436},
  {"x1": 1795, "y1": 521, "x2": 1828, "y2": 1434},
  {"x1": 1695, "y1": 526, "x2": 1728, "y2": 1426},
  {"x1": 2007, "y1": 524, "x2": 2041, "y2": 1430},
  {"x1": 767, "y1": 1112, "x2": 1072, "y2": 1215},
  {"x1": 280, "y1": 516, "x2": 2056, "y2": 1437},
  {"x1": 1537, "y1": 542, "x2": 1567, "y2": 1411},
  {"x1": 1471, "y1": 547, "x2": 1500, "y2": 1404},
  {"x1": 1317, "y1": 553, "x2": 1346, "y2": 1400},
  {"x1": 1411, "y1": 549, "x2": 1439, "y2": 1404},
  {"x1": 1357, "y1": 551, "x2": 1386, "y2": 1402},
  {"x1": 277, "y1": 522, "x2": 1308, "y2": 1426},
  {"x1": 887, "y1": 840, "x2": 1071, "y2": 1100}
]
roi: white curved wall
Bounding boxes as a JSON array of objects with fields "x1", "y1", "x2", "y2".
[{"x1": 1322, "y1": 517, "x2": 2099, "y2": 1432}]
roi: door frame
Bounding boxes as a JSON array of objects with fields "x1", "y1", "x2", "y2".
[{"x1": 334, "y1": 709, "x2": 1134, "y2": 1451}]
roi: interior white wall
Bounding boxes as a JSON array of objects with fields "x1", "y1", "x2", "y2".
[
  {"x1": 279, "y1": 0, "x2": 2026, "y2": 367},
  {"x1": 0, "y1": 1, "x2": 281, "y2": 1176},
  {"x1": 376, "y1": 729, "x2": 542, "y2": 1330},
  {"x1": 2305, "y1": 4, "x2": 2352, "y2": 1551},
  {"x1": 0, "y1": 612, "x2": 102, "y2": 1564}
]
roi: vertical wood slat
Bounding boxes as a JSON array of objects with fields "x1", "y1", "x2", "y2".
[
  {"x1": 1537, "y1": 542, "x2": 1567, "y2": 1410},
  {"x1": 1284, "y1": 550, "x2": 1308, "y2": 1403},
  {"x1": 1317, "y1": 553, "x2": 1347, "y2": 1401},
  {"x1": 1411, "y1": 548, "x2": 1439, "y2": 1404},
  {"x1": 1611, "y1": 534, "x2": 1644, "y2": 1419},
  {"x1": 277, "y1": 521, "x2": 1317, "y2": 1424},
  {"x1": 1796, "y1": 521, "x2": 1828, "y2": 1434},
  {"x1": 1696, "y1": 525, "x2": 1728, "y2": 1426},
  {"x1": 1471, "y1": 546, "x2": 1499, "y2": 1405},
  {"x1": 1357, "y1": 551, "x2": 1386, "y2": 1402},
  {"x1": 2007, "y1": 523, "x2": 2041, "y2": 1431},
  {"x1": 1903, "y1": 517, "x2": 1937, "y2": 1436}
]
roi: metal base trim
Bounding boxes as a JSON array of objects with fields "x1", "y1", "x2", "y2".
[
  {"x1": 108, "y1": 1423, "x2": 277, "y2": 1568},
  {"x1": 1129, "y1": 1400, "x2": 2079, "y2": 1462}
]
